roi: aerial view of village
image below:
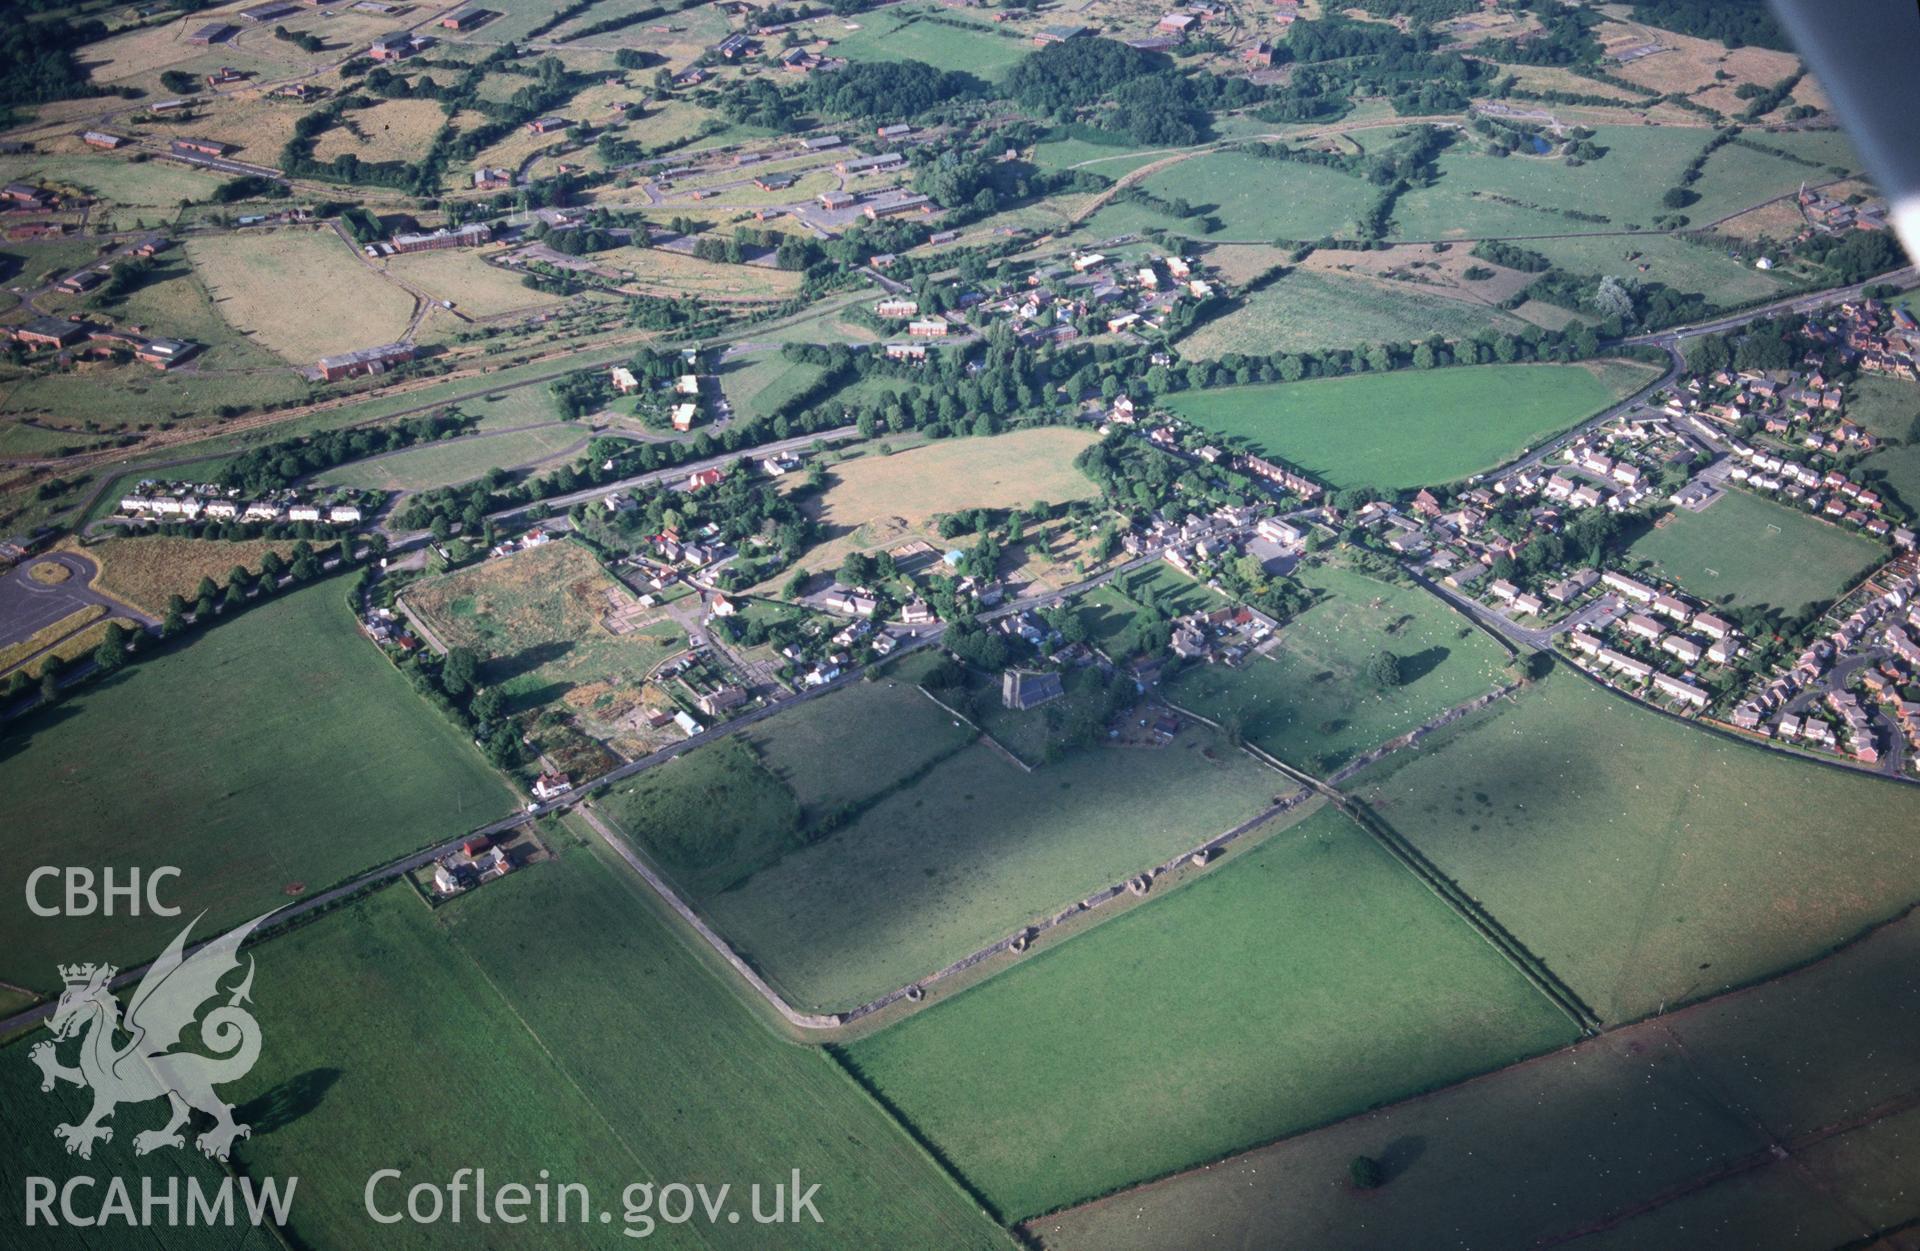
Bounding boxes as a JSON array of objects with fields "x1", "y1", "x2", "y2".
[{"x1": 1, "y1": 0, "x2": 1917, "y2": 1245}]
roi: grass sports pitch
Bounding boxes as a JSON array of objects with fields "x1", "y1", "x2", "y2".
[{"x1": 1627, "y1": 488, "x2": 1884, "y2": 614}]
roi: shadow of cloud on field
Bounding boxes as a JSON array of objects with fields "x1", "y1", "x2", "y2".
[{"x1": 237, "y1": 1067, "x2": 343, "y2": 1138}]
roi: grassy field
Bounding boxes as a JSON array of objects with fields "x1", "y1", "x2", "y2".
[
  {"x1": 1524, "y1": 232, "x2": 1792, "y2": 307},
  {"x1": 594, "y1": 244, "x2": 808, "y2": 301},
  {"x1": 1179, "y1": 267, "x2": 1529, "y2": 357},
  {"x1": 0, "y1": 152, "x2": 219, "y2": 231},
  {"x1": 0, "y1": 581, "x2": 513, "y2": 993},
  {"x1": 698, "y1": 731, "x2": 1291, "y2": 1012},
  {"x1": 187, "y1": 228, "x2": 416, "y2": 363},
  {"x1": 598, "y1": 735, "x2": 805, "y2": 896},
  {"x1": 216, "y1": 842, "x2": 1005, "y2": 1249},
  {"x1": 1165, "y1": 362, "x2": 1651, "y2": 491},
  {"x1": 311, "y1": 98, "x2": 463, "y2": 166},
  {"x1": 1846, "y1": 372, "x2": 1920, "y2": 442},
  {"x1": 1083, "y1": 152, "x2": 1379, "y2": 243},
  {"x1": 743, "y1": 676, "x2": 976, "y2": 815},
  {"x1": 1167, "y1": 562, "x2": 1511, "y2": 773},
  {"x1": 1036, "y1": 911, "x2": 1920, "y2": 1250},
  {"x1": 405, "y1": 539, "x2": 685, "y2": 731},
  {"x1": 1076, "y1": 563, "x2": 1228, "y2": 655},
  {"x1": 315, "y1": 423, "x2": 586, "y2": 492},
  {"x1": 811, "y1": 5, "x2": 1031, "y2": 78},
  {"x1": 842, "y1": 803, "x2": 1577, "y2": 1221},
  {"x1": 1350, "y1": 668, "x2": 1920, "y2": 1024},
  {"x1": 83, "y1": 534, "x2": 317, "y2": 617},
  {"x1": 382, "y1": 247, "x2": 564, "y2": 318},
  {"x1": 1388, "y1": 127, "x2": 1810, "y2": 241},
  {"x1": 715, "y1": 349, "x2": 827, "y2": 424},
  {"x1": 1626, "y1": 489, "x2": 1884, "y2": 614},
  {"x1": 792, "y1": 427, "x2": 1098, "y2": 576}
]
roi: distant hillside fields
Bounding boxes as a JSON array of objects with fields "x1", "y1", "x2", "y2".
[{"x1": 1166, "y1": 362, "x2": 1656, "y2": 491}]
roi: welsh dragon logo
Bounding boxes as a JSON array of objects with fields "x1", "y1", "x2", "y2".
[{"x1": 30, "y1": 912, "x2": 272, "y2": 1162}]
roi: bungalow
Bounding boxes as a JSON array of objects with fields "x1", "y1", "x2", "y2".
[
  {"x1": 81, "y1": 130, "x2": 127, "y2": 150},
  {"x1": 610, "y1": 366, "x2": 639, "y2": 394},
  {"x1": 328, "y1": 504, "x2": 362, "y2": 524},
  {"x1": 170, "y1": 137, "x2": 233, "y2": 158},
  {"x1": 288, "y1": 505, "x2": 323, "y2": 522},
  {"x1": 671, "y1": 402, "x2": 699, "y2": 432},
  {"x1": 684, "y1": 467, "x2": 725, "y2": 492},
  {"x1": 1598, "y1": 648, "x2": 1654, "y2": 681},
  {"x1": 674, "y1": 374, "x2": 701, "y2": 396}
]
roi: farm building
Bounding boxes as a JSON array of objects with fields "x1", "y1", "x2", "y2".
[
  {"x1": 316, "y1": 341, "x2": 414, "y2": 382},
  {"x1": 865, "y1": 193, "x2": 932, "y2": 220},
  {"x1": 368, "y1": 33, "x2": 417, "y2": 60},
  {"x1": 440, "y1": 6, "x2": 491, "y2": 29},
  {"x1": 187, "y1": 21, "x2": 238, "y2": 43},
  {"x1": 837, "y1": 152, "x2": 905, "y2": 176},
  {"x1": 81, "y1": 130, "x2": 127, "y2": 149},
  {"x1": 170, "y1": 137, "x2": 233, "y2": 158},
  {"x1": 385, "y1": 222, "x2": 494, "y2": 253},
  {"x1": 12, "y1": 317, "x2": 89, "y2": 349},
  {"x1": 238, "y1": 1, "x2": 299, "y2": 20}
]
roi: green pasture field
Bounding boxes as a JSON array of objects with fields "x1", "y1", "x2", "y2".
[
  {"x1": 0, "y1": 152, "x2": 218, "y2": 231},
  {"x1": 1864, "y1": 443, "x2": 1920, "y2": 516},
  {"x1": 1036, "y1": 895, "x2": 1920, "y2": 1251},
  {"x1": 1164, "y1": 362, "x2": 1652, "y2": 491},
  {"x1": 1626, "y1": 488, "x2": 1883, "y2": 614},
  {"x1": 742, "y1": 676, "x2": 976, "y2": 816},
  {"x1": 187, "y1": 228, "x2": 416, "y2": 364},
  {"x1": 1029, "y1": 131, "x2": 1167, "y2": 179},
  {"x1": 1082, "y1": 152, "x2": 1379, "y2": 243},
  {"x1": 1388, "y1": 127, "x2": 1818, "y2": 241},
  {"x1": 715, "y1": 349, "x2": 827, "y2": 425},
  {"x1": 1177, "y1": 267, "x2": 1529, "y2": 357},
  {"x1": 404, "y1": 538, "x2": 685, "y2": 721},
  {"x1": 1166, "y1": 562, "x2": 1510, "y2": 773},
  {"x1": 0, "y1": 581, "x2": 513, "y2": 994},
  {"x1": 0, "y1": 1053, "x2": 279, "y2": 1250},
  {"x1": 701, "y1": 734, "x2": 1291, "y2": 1012},
  {"x1": 1846, "y1": 372, "x2": 1920, "y2": 442},
  {"x1": 599, "y1": 735, "x2": 804, "y2": 896},
  {"x1": 215, "y1": 846, "x2": 1004, "y2": 1250},
  {"x1": 382, "y1": 248, "x2": 563, "y2": 318},
  {"x1": 1693, "y1": 132, "x2": 1863, "y2": 222},
  {"x1": 314, "y1": 423, "x2": 587, "y2": 491},
  {"x1": 1349, "y1": 668, "x2": 1920, "y2": 1024},
  {"x1": 821, "y1": 5, "x2": 1032, "y2": 79},
  {"x1": 1524, "y1": 232, "x2": 1791, "y2": 307},
  {"x1": 842, "y1": 803, "x2": 1577, "y2": 1222}
]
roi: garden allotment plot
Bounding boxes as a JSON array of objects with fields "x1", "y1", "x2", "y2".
[
  {"x1": 1165, "y1": 363, "x2": 1652, "y2": 492},
  {"x1": 842, "y1": 803, "x2": 1577, "y2": 1221},
  {"x1": 1349, "y1": 670, "x2": 1920, "y2": 1024}
]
